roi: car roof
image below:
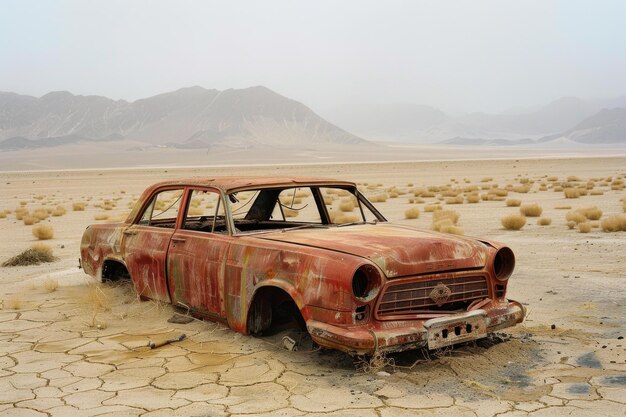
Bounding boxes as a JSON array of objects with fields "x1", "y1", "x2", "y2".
[{"x1": 149, "y1": 176, "x2": 356, "y2": 193}]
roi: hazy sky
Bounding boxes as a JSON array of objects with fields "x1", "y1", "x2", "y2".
[{"x1": 1, "y1": 0, "x2": 625, "y2": 114}]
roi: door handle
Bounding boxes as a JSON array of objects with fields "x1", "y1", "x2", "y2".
[
  {"x1": 123, "y1": 230, "x2": 137, "y2": 236},
  {"x1": 172, "y1": 237, "x2": 186, "y2": 243}
]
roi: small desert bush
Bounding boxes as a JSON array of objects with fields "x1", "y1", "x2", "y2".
[
  {"x1": 188, "y1": 206, "x2": 204, "y2": 216},
  {"x1": 23, "y1": 216, "x2": 37, "y2": 225},
  {"x1": 94, "y1": 213, "x2": 109, "y2": 221},
  {"x1": 520, "y1": 203, "x2": 542, "y2": 217},
  {"x1": 564, "y1": 188, "x2": 580, "y2": 199},
  {"x1": 51, "y1": 206, "x2": 66, "y2": 217},
  {"x1": 445, "y1": 196, "x2": 464, "y2": 205},
  {"x1": 0, "y1": 211, "x2": 6, "y2": 219},
  {"x1": 481, "y1": 177, "x2": 493, "y2": 182},
  {"x1": 72, "y1": 202, "x2": 86, "y2": 211},
  {"x1": 339, "y1": 200, "x2": 355, "y2": 212},
  {"x1": 2, "y1": 243, "x2": 56, "y2": 267},
  {"x1": 501, "y1": 214, "x2": 526, "y2": 230},
  {"x1": 43, "y1": 277, "x2": 59, "y2": 293},
  {"x1": 566, "y1": 220, "x2": 576, "y2": 229},
  {"x1": 555, "y1": 205, "x2": 571, "y2": 210},
  {"x1": 15, "y1": 208, "x2": 28, "y2": 220},
  {"x1": 323, "y1": 195, "x2": 334, "y2": 205},
  {"x1": 369, "y1": 194, "x2": 388, "y2": 203},
  {"x1": 4, "y1": 295, "x2": 23, "y2": 310},
  {"x1": 332, "y1": 213, "x2": 360, "y2": 224},
  {"x1": 623, "y1": 198, "x2": 626, "y2": 213},
  {"x1": 432, "y1": 210, "x2": 460, "y2": 232},
  {"x1": 537, "y1": 217, "x2": 552, "y2": 226},
  {"x1": 590, "y1": 190, "x2": 604, "y2": 196},
  {"x1": 601, "y1": 215, "x2": 626, "y2": 232},
  {"x1": 32, "y1": 209, "x2": 49, "y2": 221},
  {"x1": 512, "y1": 185, "x2": 531, "y2": 194},
  {"x1": 578, "y1": 206, "x2": 603, "y2": 220},
  {"x1": 466, "y1": 194, "x2": 480, "y2": 204},
  {"x1": 424, "y1": 204, "x2": 441, "y2": 212},
  {"x1": 506, "y1": 199, "x2": 521, "y2": 207},
  {"x1": 283, "y1": 208, "x2": 298, "y2": 218},
  {"x1": 404, "y1": 207, "x2": 420, "y2": 219},
  {"x1": 565, "y1": 211, "x2": 587, "y2": 224},
  {"x1": 578, "y1": 222, "x2": 592, "y2": 233},
  {"x1": 547, "y1": 176, "x2": 558, "y2": 182},
  {"x1": 32, "y1": 224, "x2": 54, "y2": 240},
  {"x1": 439, "y1": 224, "x2": 464, "y2": 235}
]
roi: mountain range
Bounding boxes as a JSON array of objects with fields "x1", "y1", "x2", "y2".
[
  {"x1": 324, "y1": 96, "x2": 626, "y2": 145},
  {"x1": 0, "y1": 86, "x2": 366, "y2": 150}
]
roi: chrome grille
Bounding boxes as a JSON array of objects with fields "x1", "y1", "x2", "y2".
[{"x1": 376, "y1": 275, "x2": 489, "y2": 318}]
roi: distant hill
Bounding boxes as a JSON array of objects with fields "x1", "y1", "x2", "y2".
[
  {"x1": 539, "y1": 108, "x2": 626, "y2": 144},
  {"x1": 0, "y1": 86, "x2": 367, "y2": 150},
  {"x1": 325, "y1": 96, "x2": 626, "y2": 143}
]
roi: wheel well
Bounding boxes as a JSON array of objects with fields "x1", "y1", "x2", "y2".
[
  {"x1": 101, "y1": 260, "x2": 130, "y2": 282},
  {"x1": 246, "y1": 287, "x2": 305, "y2": 335}
]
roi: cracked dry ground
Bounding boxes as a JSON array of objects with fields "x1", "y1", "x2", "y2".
[{"x1": 0, "y1": 276, "x2": 623, "y2": 417}]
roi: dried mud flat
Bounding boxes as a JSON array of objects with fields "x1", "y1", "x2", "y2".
[{"x1": 0, "y1": 156, "x2": 625, "y2": 417}]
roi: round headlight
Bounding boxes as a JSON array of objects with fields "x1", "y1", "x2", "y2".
[
  {"x1": 352, "y1": 265, "x2": 381, "y2": 299},
  {"x1": 493, "y1": 247, "x2": 515, "y2": 281}
]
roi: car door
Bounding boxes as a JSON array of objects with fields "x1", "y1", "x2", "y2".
[
  {"x1": 122, "y1": 187, "x2": 184, "y2": 303},
  {"x1": 166, "y1": 187, "x2": 232, "y2": 319}
]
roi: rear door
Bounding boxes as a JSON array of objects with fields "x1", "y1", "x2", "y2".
[
  {"x1": 122, "y1": 187, "x2": 184, "y2": 303},
  {"x1": 166, "y1": 188, "x2": 232, "y2": 318}
]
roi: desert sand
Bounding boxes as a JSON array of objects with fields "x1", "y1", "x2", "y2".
[{"x1": 0, "y1": 156, "x2": 625, "y2": 416}]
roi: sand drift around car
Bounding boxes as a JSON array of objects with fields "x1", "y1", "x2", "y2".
[{"x1": 80, "y1": 177, "x2": 525, "y2": 355}]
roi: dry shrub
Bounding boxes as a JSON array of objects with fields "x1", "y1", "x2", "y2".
[
  {"x1": 23, "y1": 216, "x2": 37, "y2": 225},
  {"x1": 578, "y1": 222, "x2": 592, "y2": 233},
  {"x1": 424, "y1": 204, "x2": 441, "y2": 212},
  {"x1": 432, "y1": 210, "x2": 460, "y2": 232},
  {"x1": 623, "y1": 198, "x2": 626, "y2": 213},
  {"x1": 555, "y1": 205, "x2": 571, "y2": 210},
  {"x1": 601, "y1": 215, "x2": 626, "y2": 232},
  {"x1": 563, "y1": 188, "x2": 580, "y2": 199},
  {"x1": 489, "y1": 188, "x2": 508, "y2": 197},
  {"x1": 466, "y1": 194, "x2": 480, "y2": 204},
  {"x1": 512, "y1": 185, "x2": 531, "y2": 194},
  {"x1": 51, "y1": 206, "x2": 66, "y2": 217},
  {"x1": 339, "y1": 200, "x2": 355, "y2": 212},
  {"x1": 501, "y1": 214, "x2": 526, "y2": 230},
  {"x1": 188, "y1": 206, "x2": 204, "y2": 216},
  {"x1": 579, "y1": 206, "x2": 603, "y2": 220},
  {"x1": 2, "y1": 243, "x2": 56, "y2": 267},
  {"x1": 567, "y1": 175, "x2": 581, "y2": 182},
  {"x1": 566, "y1": 211, "x2": 587, "y2": 224},
  {"x1": 547, "y1": 176, "x2": 558, "y2": 182},
  {"x1": 404, "y1": 207, "x2": 420, "y2": 219},
  {"x1": 333, "y1": 213, "x2": 360, "y2": 224},
  {"x1": 72, "y1": 202, "x2": 86, "y2": 211},
  {"x1": 537, "y1": 217, "x2": 552, "y2": 226},
  {"x1": 566, "y1": 220, "x2": 576, "y2": 229},
  {"x1": 481, "y1": 177, "x2": 493, "y2": 182},
  {"x1": 369, "y1": 194, "x2": 388, "y2": 203},
  {"x1": 283, "y1": 208, "x2": 298, "y2": 218},
  {"x1": 520, "y1": 203, "x2": 542, "y2": 217},
  {"x1": 553, "y1": 186, "x2": 564, "y2": 192},
  {"x1": 506, "y1": 199, "x2": 521, "y2": 207},
  {"x1": 0, "y1": 212, "x2": 6, "y2": 219},
  {"x1": 94, "y1": 213, "x2": 109, "y2": 221},
  {"x1": 32, "y1": 209, "x2": 49, "y2": 221},
  {"x1": 440, "y1": 224, "x2": 464, "y2": 235},
  {"x1": 32, "y1": 224, "x2": 54, "y2": 240},
  {"x1": 43, "y1": 277, "x2": 59, "y2": 293},
  {"x1": 4, "y1": 295, "x2": 23, "y2": 310},
  {"x1": 323, "y1": 195, "x2": 334, "y2": 205},
  {"x1": 445, "y1": 196, "x2": 464, "y2": 205},
  {"x1": 590, "y1": 190, "x2": 604, "y2": 196}
]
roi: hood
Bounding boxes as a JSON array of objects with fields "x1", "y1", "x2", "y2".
[{"x1": 255, "y1": 223, "x2": 489, "y2": 278}]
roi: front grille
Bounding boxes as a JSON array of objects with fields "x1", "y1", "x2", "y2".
[{"x1": 376, "y1": 274, "x2": 489, "y2": 318}]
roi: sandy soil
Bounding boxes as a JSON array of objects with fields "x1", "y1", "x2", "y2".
[{"x1": 0, "y1": 156, "x2": 625, "y2": 416}]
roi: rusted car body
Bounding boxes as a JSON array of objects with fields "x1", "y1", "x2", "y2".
[{"x1": 80, "y1": 177, "x2": 524, "y2": 355}]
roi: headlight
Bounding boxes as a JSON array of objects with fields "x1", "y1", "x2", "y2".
[
  {"x1": 493, "y1": 247, "x2": 515, "y2": 281},
  {"x1": 352, "y1": 264, "x2": 381, "y2": 300}
]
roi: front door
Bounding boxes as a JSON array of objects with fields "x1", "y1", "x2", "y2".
[
  {"x1": 122, "y1": 187, "x2": 184, "y2": 303},
  {"x1": 166, "y1": 188, "x2": 231, "y2": 319}
]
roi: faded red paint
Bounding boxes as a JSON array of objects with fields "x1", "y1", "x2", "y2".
[{"x1": 80, "y1": 176, "x2": 525, "y2": 356}]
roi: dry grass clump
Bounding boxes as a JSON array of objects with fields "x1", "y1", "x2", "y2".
[
  {"x1": 512, "y1": 185, "x2": 531, "y2": 194},
  {"x1": 332, "y1": 213, "x2": 360, "y2": 224},
  {"x1": 519, "y1": 203, "x2": 543, "y2": 217},
  {"x1": 565, "y1": 211, "x2": 587, "y2": 224},
  {"x1": 432, "y1": 210, "x2": 460, "y2": 232},
  {"x1": 501, "y1": 214, "x2": 526, "y2": 230},
  {"x1": 51, "y1": 206, "x2": 66, "y2": 217},
  {"x1": 23, "y1": 216, "x2": 37, "y2": 226},
  {"x1": 187, "y1": 206, "x2": 204, "y2": 216},
  {"x1": 32, "y1": 208, "x2": 49, "y2": 221},
  {"x1": 563, "y1": 188, "x2": 580, "y2": 199},
  {"x1": 566, "y1": 220, "x2": 576, "y2": 229},
  {"x1": 1, "y1": 243, "x2": 57, "y2": 267},
  {"x1": 439, "y1": 224, "x2": 464, "y2": 235},
  {"x1": 506, "y1": 199, "x2": 521, "y2": 207},
  {"x1": 601, "y1": 215, "x2": 626, "y2": 232},
  {"x1": 4, "y1": 295, "x2": 23, "y2": 310},
  {"x1": 323, "y1": 195, "x2": 334, "y2": 205},
  {"x1": 404, "y1": 207, "x2": 420, "y2": 219},
  {"x1": 578, "y1": 206, "x2": 603, "y2": 220},
  {"x1": 555, "y1": 205, "x2": 572, "y2": 210},
  {"x1": 369, "y1": 194, "x2": 388, "y2": 203},
  {"x1": 578, "y1": 222, "x2": 592, "y2": 233},
  {"x1": 72, "y1": 202, "x2": 86, "y2": 211},
  {"x1": 424, "y1": 204, "x2": 441, "y2": 212},
  {"x1": 339, "y1": 199, "x2": 355, "y2": 212},
  {"x1": 94, "y1": 213, "x2": 109, "y2": 221},
  {"x1": 445, "y1": 196, "x2": 464, "y2": 205},
  {"x1": 537, "y1": 217, "x2": 552, "y2": 226},
  {"x1": 283, "y1": 208, "x2": 298, "y2": 218},
  {"x1": 32, "y1": 224, "x2": 54, "y2": 240},
  {"x1": 547, "y1": 176, "x2": 558, "y2": 182},
  {"x1": 43, "y1": 277, "x2": 59, "y2": 293},
  {"x1": 481, "y1": 177, "x2": 493, "y2": 182},
  {"x1": 466, "y1": 194, "x2": 480, "y2": 204},
  {"x1": 590, "y1": 190, "x2": 604, "y2": 196},
  {"x1": 0, "y1": 211, "x2": 6, "y2": 219},
  {"x1": 623, "y1": 198, "x2": 626, "y2": 213}
]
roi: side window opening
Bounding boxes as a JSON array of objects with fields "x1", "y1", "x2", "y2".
[
  {"x1": 182, "y1": 189, "x2": 228, "y2": 234},
  {"x1": 137, "y1": 189, "x2": 183, "y2": 228}
]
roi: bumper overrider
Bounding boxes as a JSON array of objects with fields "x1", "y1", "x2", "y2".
[{"x1": 307, "y1": 300, "x2": 525, "y2": 355}]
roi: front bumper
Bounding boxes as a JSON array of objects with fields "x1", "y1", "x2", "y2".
[{"x1": 307, "y1": 299, "x2": 525, "y2": 355}]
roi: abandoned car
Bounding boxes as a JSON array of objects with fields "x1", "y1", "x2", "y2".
[{"x1": 80, "y1": 177, "x2": 525, "y2": 355}]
